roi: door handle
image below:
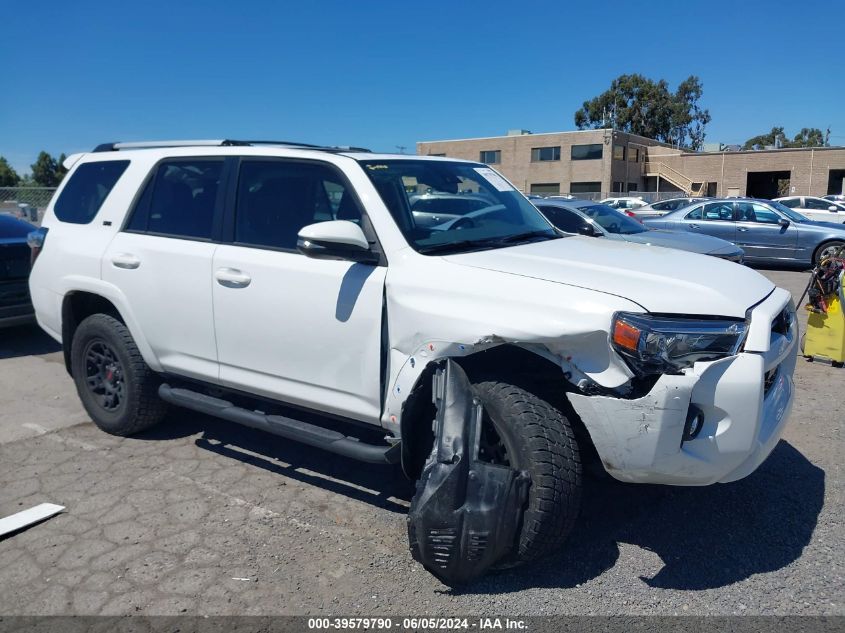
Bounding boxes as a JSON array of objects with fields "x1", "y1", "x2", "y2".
[
  {"x1": 215, "y1": 267, "x2": 251, "y2": 288},
  {"x1": 738, "y1": 227, "x2": 749, "y2": 232},
  {"x1": 111, "y1": 253, "x2": 140, "y2": 269},
  {"x1": 689, "y1": 223, "x2": 700, "y2": 229}
]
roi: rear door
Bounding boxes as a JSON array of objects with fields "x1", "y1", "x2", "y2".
[
  {"x1": 681, "y1": 201, "x2": 737, "y2": 242},
  {"x1": 102, "y1": 157, "x2": 226, "y2": 381},
  {"x1": 211, "y1": 157, "x2": 387, "y2": 423},
  {"x1": 734, "y1": 201, "x2": 798, "y2": 261}
]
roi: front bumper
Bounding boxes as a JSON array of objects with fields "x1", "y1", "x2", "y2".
[{"x1": 567, "y1": 288, "x2": 797, "y2": 485}]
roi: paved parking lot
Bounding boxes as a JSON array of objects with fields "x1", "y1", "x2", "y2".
[{"x1": 0, "y1": 269, "x2": 842, "y2": 616}]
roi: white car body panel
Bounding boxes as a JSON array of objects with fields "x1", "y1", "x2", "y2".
[{"x1": 28, "y1": 144, "x2": 797, "y2": 486}]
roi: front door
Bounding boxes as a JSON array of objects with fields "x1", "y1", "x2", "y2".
[
  {"x1": 211, "y1": 158, "x2": 387, "y2": 423},
  {"x1": 734, "y1": 201, "x2": 798, "y2": 261}
]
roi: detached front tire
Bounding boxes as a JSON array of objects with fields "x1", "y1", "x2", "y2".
[
  {"x1": 71, "y1": 314, "x2": 167, "y2": 436},
  {"x1": 471, "y1": 377, "x2": 582, "y2": 565}
]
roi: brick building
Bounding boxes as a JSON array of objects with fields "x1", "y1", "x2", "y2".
[{"x1": 417, "y1": 129, "x2": 845, "y2": 199}]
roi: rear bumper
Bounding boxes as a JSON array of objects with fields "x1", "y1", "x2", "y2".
[{"x1": 567, "y1": 289, "x2": 797, "y2": 485}]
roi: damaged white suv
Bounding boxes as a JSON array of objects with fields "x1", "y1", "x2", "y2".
[{"x1": 29, "y1": 140, "x2": 797, "y2": 584}]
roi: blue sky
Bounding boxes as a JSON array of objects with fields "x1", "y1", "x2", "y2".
[{"x1": 2, "y1": 0, "x2": 844, "y2": 174}]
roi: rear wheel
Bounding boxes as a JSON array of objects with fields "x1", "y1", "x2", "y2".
[
  {"x1": 71, "y1": 314, "x2": 167, "y2": 436},
  {"x1": 470, "y1": 377, "x2": 582, "y2": 565}
]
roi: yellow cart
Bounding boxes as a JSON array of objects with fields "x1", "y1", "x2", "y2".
[{"x1": 804, "y1": 270, "x2": 845, "y2": 365}]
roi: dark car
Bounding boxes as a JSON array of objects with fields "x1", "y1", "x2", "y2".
[
  {"x1": 0, "y1": 213, "x2": 36, "y2": 328},
  {"x1": 644, "y1": 198, "x2": 845, "y2": 265}
]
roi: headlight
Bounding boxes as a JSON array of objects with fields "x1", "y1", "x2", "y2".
[{"x1": 611, "y1": 312, "x2": 748, "y2": 375}]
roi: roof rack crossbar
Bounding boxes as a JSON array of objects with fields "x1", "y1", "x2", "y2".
[{"x1": 92, "y1": 140, "x2": 371, "y2": 153}]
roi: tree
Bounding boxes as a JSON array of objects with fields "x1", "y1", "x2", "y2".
[
  {"x1": 31, "y1": 151, "x2": 60, "y2": 186},
  {"x1": 0, "y1": 156, "x2": 20, "y2": 186},
  {"x1": 56, "y1": 153, "x2": 68, "y2": 182},
  {"x1": 790, "y1": 127, "x2": 827, "y2": 148},
  {"x1": 743, "y1": 126, "x2": 829, "y2": 149},
  {"x1": 742, "y1": 127, "x2": 787, "y2": 150},
  {"x1": 574, "y1": 74, "x2": 712, "y2": 150}
]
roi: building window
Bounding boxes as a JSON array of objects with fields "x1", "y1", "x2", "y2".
[
  {"x1": 570, "y1": 182, "x2": 602, "y2": 193},
  {"x1": 531, "y1": 146, "x2": 561, "y2": 162},
  {"x1": 627, "y1": 183, "x2": 638, "y2": 192},
  {"x1": 571, "y1": 144, "x2": 603, "y2": 160},
  {"x1": 628, "y1": 147, "x2": 640, "y2": 162},
  {"x1": 613, "y1": 181, "x2": 624, "y2": 193},
  {"x1": 530, "y1": 183, "x2": 560, "y2": 194},
  {"x1": 613, "y1": 145, "x2": 626, "y2": 161},
  {"x1": 479, "y1": 150, "x2": 501, "y2": 164}
]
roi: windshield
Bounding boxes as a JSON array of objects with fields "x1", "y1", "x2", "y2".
[
  {"x1": 359, "y1": 159, "x2": 559, "y2": 254},
  {"x1": 578, "y1": 204, "x2": 647, "y2": 234},
  {"x1": 769, "y1": 201, "x2": 811, "y2": 222}
]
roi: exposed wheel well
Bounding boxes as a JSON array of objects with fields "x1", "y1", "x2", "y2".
[
  {"x1": 61, "y1": 292, "x2": 124, "y2": 376},
  {"x1": 399, "y1": 344, "x2": 597, "y2": 480}
]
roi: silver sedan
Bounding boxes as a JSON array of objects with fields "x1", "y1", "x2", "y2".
[
  {"x1": 644, "y1": 198, "x2": 845, "y2": 265},
  {"x1": 530, "y1": 198, "x2": 744, "y2": 261}
]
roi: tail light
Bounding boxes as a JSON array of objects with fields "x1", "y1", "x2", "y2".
[{"x1": 27, "y1": 227, "x2": 48, "y2": 265}]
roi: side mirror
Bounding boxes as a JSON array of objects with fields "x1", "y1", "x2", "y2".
[
  {"x1": 578, "y1": 223, "x2": 598, "y2": 237},
  {"x1": 829, "y1": 206, "x2": 839, "y2": 212},
  {"x1": 297, "y1": 220, "x2": 379, "y2": 264},
  {"x1": 778, "y1": 218, "x2": 790, "y2": 228}
]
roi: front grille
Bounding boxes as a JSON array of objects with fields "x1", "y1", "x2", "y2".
[
  {"x1": 0, "y1": 280, "x2": 30, "y2": 309},
  {"x1": 0, "y1": 242, "x2": 31, "y2": 280}
]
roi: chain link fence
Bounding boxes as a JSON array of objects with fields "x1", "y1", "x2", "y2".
[{"x1": 0, "y1": 187, "x2": 57, "y2": 223}]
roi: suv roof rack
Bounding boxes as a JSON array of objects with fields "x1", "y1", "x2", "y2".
[{"x1": 91, "y1": 140, "x2": 371, "y2": 153}]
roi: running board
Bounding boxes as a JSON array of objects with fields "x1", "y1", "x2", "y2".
[{"x1": 158, "y1": 384, "x2": 400, "y2": 464}]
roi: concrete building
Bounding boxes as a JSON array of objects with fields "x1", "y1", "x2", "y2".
[{"x1": 417, "y1": 129, "x2": 845, "y2": 199}]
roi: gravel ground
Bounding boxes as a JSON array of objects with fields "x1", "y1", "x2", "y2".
[{"x1": 0, "y1": 269, "x2": 842, "y2": 616}]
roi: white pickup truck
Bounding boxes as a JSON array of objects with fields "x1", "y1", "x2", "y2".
[{"x1": 28, "y1": 140, "x2": 797, "y2": 584}]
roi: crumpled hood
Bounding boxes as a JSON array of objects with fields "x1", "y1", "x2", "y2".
[
  {"x1": 444, "y1": 236, "x2": 774, "y2": 318},
  {"x1": 624, "y1": 229, "x2": 741, "y2": 255}
]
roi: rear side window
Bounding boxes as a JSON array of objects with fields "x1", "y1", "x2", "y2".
[
  {"x1": 54, "y1": 160, "x2": 129, "y2": 224},
  {"x1": 127, "y1": 159, "x2": 224, "y2": 240}
]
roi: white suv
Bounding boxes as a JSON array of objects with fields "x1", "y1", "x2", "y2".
[{"x1": 29, "y1": 140, "x2": 797, "y2": 584}]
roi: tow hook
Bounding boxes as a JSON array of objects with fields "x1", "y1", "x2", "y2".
[{"x1": 407, "y1": 360, "x2": 531, "y2": 585}]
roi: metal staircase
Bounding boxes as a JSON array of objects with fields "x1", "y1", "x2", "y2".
[{"x1": 644, "y1": 161, "x2": 707, "y2": 196}]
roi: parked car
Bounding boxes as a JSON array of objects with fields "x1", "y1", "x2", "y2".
[
  {"x1": 630, "y1": 197, "x2": 709, "y2": 219},
  {"x1": 30, "y1": 141, "x2": 797, "y2": 584},
  {"x1": 599, "y1": 196, "x2": 647, "y2": 213},
  {"x1": 644, "y1": 198, "x2": 845, "y2": 265},
  {"x1": 408, "y1": 192, "x2": 497, "y2": 228},
  {"x1": 774, "y1": 196, "x2": 845, "y2": 223},
  {"x1": 0, "y1": 213, "x2": 36, "y2": 328},
  {"x1": 823, "y1": 194, "x2": 845, "y2": 204},
  {"x1": 531, "y1": 197, "x2": 743, "y2": 262}
]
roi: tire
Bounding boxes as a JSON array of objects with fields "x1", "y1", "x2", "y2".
[
  {"x1": 814, "y1": 240, "x2": 845, "y2": 265},
  {"x1": 70, "y1": 314, "x2": 167, "y2": 436},
  {"x1": 470, "y1": 377, "x2": 582, "y2": 565}
]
